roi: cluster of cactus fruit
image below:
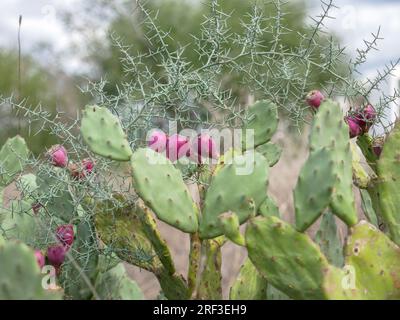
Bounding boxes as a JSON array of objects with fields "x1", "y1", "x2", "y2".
[{"x1": 1, "y1": 91, "x2": 400, "y2": 300}]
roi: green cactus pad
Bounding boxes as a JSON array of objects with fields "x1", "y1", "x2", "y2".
[
  {"x1": 294, "y1": 148, "x2": 336, "y2": 231},
  {"x1": 323, "y1": 221, "x2": 400, "y2": 299},
  {"x1": 95, "y1": 263, "x2": 143, "y2": 300},
  {"x1": 351, "y1": 142, "x2": 370, "y2": 189},
  {"x1": 256, "y1": 142, "x2": 282, "y2": 166},
  {"x1": 81, "y1": 105, "x2": 132, "y2": 161},
  {"x1": 266, "y1": 285, "x2": 291, "y2": 300},
  {"x1": 315, "y1": 211, "x2": 344, "y2": 267},
  {"x1": 94, "y1": 197, "x2": 162, "y2": 272},
  {"x1": 230, "y1": 258, "x2": 267, "y2": 300},
  {"x1": 242, "y1": 100, "x2": 278, "y2": 150},
  {"x1": 218, "y1": 211, "x2": 245, "y2": 246},
  {"x1": 357, "y1": 134, "x2": 378, "y2": 171},
  {"x1": 359, "y1": 189, "x2": 379, "y2": 227},
  {"x1": 196, "y1": 238, "x2": 223, "y2": 300},
  {"x1": 309, "y1": 99, "x2": 357, "y2": 227},
  {"x1": 258, "y1": 194, "x2": 280, "y2": 218},
  {"x1": 246, "y1": 216, "x2": 329, "y2": 300},
  {"x1": 0, "y1": 135, "x2": 29, "y2": 186},
  {"x1": 0, "y1": 241, "x2": 60, "y2": 299},
  {"x1": 376, "y1": 122, "x2": 400, "y2": 245},
  {"x1": 131, "y1": 148, "x2": 198, "y2": 233},
  {"x1": 200, "y1": 151, "x2": 269, "y2": 239}
]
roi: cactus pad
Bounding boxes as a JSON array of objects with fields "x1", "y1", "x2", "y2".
[
  {"x1": 315, "y1": 211, "x2": 343, "y2": 267},
  {"x1": 376, "y1": 121, "x2": 400, "y2": 245},
  {"x1": 81, "y1": 105, "x2": 132, "y2": 161},
  {"x1": 0, "y1": 135, "x2": 29, "y2": 186},
  {"x1": 230, "y1": 258, "x2": 267, "y2": 300},
  {"x1": 294, "y1": 148, "x2": 336, "y2": 231},
  {"x1": 130, "y1": 148, "x2": 198, "y2": 233},
  {"x1": 242, "y1": 100, "x2": 278, "y2": 150},
  {"x1": 258, "y1": 194, "x2": 280, "y2": 218},
  {"x1": 309, "y1": 100, "x2": 357, "y2": 227},
  {"x1": 246, "y1": 216, "x2": 329, "y2": 299},
  {"x1": 200, "y1": 151, "x2": 269, "y2": 239},
  {"x1": 95, "y1": 263, "x2": 144, "y2": 300},
  {"x1": 323, "y1": 221, "x2": 400, "y2": 299},
  {"x1": 256, "y1": 142, "x2": 282, "y2": 166},
  {"x1": 0, "y1": 241, "x2": 59, "y2": 299}
]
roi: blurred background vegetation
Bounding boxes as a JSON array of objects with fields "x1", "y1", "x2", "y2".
[{"x1": 0, "y1": 0, "x2": 345, "y2": 154}]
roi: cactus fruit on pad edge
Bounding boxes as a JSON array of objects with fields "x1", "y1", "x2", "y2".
[
  {"x1": 309, "y1": 100, "x2": 357, "y2": 227},
  {"x1": 199, "y1": 151, "x2": 269, "y2": 239},
  {"x1": 80, "y1": 105, "x2": 132, "y2": 161}
]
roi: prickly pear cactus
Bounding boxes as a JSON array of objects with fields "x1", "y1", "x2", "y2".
[
  {"x1": 200, "y1": 151, "x2": 269, "y2": 239},
  {"x1": 0, "y1": 240, "x2": 61, "y2": 300},
  {"x1": 230, "y1": 258, "x2": 267, "y2": 300},
  {"x1": 376, "y1": 121, "x2": 400, "y2": 245},
  {"x1": 309, "y1": 100, "x2": 357, "y2": 227},
  {"x1": 218, "y1": 211, "x2": 245, "y2": 246},
  {"x1": 256, "y1": 142, "x2": 282, "y2": 167},
  {"x1": 95, "y1": 263, "x2": 143, "y2": 300},
  {"x1": 241, "y1": 100, "x2": 278, "y2": 150},
  {"x1": 314, "y1": 211, "x2": 344, "y2": 267},
  {"x1": 246, "y1": 216, "x2": 329, "y2": 300},
  {"x1": 0, "y1": 135, "x2": 29, "y2": 186},
  {"x1": 294, "y1": 148, "x2": 335, "y2": 231},
  {"x1": 130, "y1": 148, "x2": 198, "y2": 233},
  {"x1": 258, "y1": 194, "x2": 280, "y2": 218},
  {"x1": 81, "y1": 105, "x2": 132, "y2": 161},
  {"x1": 323, "y1": 221, "x2": 400, "y2": 299}
]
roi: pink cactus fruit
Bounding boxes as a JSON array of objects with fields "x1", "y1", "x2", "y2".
[
  {"x1": 306, "y1": 90, "x2": 324, "y2": 109},
  {"x1": 346, "y1": 116, "x2": 363, "y2": 138},
  {"x1": 166, "y1": 134, "x2": 190, "y2": 161},
  {"x1": 34, "y1": 250, "x2": 45, "y2": 269},
  {"x1": 372, "y1": 137, "x2": 384, "y2": 158},
  {"x1": 148, "y1": 130, "x2": 168, "y2": 153},
  {"x1": 56, "y1": 224, "x2": 74, "y2": 248},
  {"x1": 47, "y1": 245, "x2": 66, "y2": 268},
  {"x1": 48, "y1": 145, "x2": 68, "y2": 168},
  {"x1": 189, "y1": 134, "x2": 219, "y2": 163}
]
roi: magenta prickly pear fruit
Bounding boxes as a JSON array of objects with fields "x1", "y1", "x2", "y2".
[
  {"x1": 346, "y1": 116, "x2": 363, "y2": 138},
  {"x1": 372, "y1": 136, "x2": 384, "y2": 158},
  {"x1": 48, "y1": 145, "x2": 68, "y2": 167},
  {"x1": 69, "y1": 158, "x2": 95, "y2": 180},
  {"x1": 189, "y1": 134, "x2": 219, "y2": 163},
  {"x1": 47, "y1": 245, "x2": 66, "y2": 268},
  {"x1": 34, "y1": 250, "x2": 45, "y2": 269},
  {"x1": 166, "y1": 134, "x2": 189, "y2": 161},
  {"x1": 56, "y1": 224, "x2": 74, "y2": 248},
  {"x1": 306, "y1": 90, "x2": 324, "y2": 109},
  {"x1": 148, "y1": 130, "x2": 168, "y2": 153}
]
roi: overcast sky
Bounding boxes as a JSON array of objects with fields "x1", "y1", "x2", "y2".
[{"x1": 0, "y1": 0, "x2": 399, "y2": 76}]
